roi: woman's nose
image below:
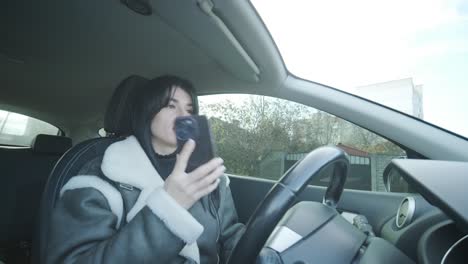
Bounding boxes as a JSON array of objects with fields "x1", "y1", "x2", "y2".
[{"x1": 177, "y1": 108, "x2": 191, "y2": 117}]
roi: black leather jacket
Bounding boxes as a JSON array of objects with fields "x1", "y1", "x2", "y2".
[{"x1": 46, "y1": 136, "x2": 244, "y2": 264}]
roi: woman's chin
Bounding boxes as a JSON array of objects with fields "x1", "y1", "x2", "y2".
[{"x1": 152, "y1": 140, "x2": 177, "y2": 155}]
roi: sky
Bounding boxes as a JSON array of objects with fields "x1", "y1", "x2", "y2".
[{"x1": 251, "y1": 0, "x2": 468, "y2": 138}]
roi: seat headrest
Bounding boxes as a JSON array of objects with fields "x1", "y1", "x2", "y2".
[
  {"x1": 31, "y1": 134, "x2": 72, "y2": 155},
  {"x1": 104, "y1": 75, "x2": 149, "y2": 136}
]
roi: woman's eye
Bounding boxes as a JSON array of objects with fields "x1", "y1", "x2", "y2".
[{"x1": 167, "y1": 104, "x2": 176, "y2": 109}]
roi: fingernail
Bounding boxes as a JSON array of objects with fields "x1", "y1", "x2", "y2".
[{"x1": 185, "y1": 139, "x2": 195, "y2": 146}]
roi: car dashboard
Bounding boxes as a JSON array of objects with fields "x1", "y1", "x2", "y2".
[{"x1": 381, "y1": 160, "x2": 468, "y2": 264}]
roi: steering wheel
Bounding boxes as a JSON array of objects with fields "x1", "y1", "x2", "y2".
[{"x1": 227, "y1": 146, "x2": 349, "y2": 264}]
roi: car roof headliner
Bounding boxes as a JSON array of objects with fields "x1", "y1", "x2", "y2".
[{"x1": 1, "y1": 0, "x2": 286, "y2": 132}]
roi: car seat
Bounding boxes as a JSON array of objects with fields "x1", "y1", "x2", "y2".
[{"x1": 32, "y1": 75, "x2": 148, "y2": 264}]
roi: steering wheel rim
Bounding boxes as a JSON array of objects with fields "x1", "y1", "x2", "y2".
[{"x1": 227, "y1": 146, "x2": 349, "y2": 264}]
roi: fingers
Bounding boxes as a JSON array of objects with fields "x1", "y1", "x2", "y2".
[
  {"x1": 173, "y1": 139, "x2": 196, "y2": 173},
  {"x1": 193, "y1": 165, "x2": 225, "y2": 190},
  {"x1": 189, "y1": 157, "x2": 224, "y2": 181},
  {"x1": 168, "y1": 150, "x2": 224, "y2": 209},
  {"x1": 194, "y1": 178, "x2": 221, "y2": 199}
]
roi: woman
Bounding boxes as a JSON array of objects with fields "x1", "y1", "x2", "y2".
[{"x1": 47, "y1": 75, "x2": 244, "y2": 263}]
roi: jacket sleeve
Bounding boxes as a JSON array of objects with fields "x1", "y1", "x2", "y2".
[
  {"x1": 46, "y1": 177, "x2": 203, "y2": 264},
  {"x1": 217, "y1": 176, "x2": 246, "y2": 263}
]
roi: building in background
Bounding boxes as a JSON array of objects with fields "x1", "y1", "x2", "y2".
[{"x1": 355, "y1": 78, "x2": 424, "y2": 119}]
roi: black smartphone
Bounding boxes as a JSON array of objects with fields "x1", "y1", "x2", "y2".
[{"x1": 175, "y1": 115, "x2": 216, "y2": 172}]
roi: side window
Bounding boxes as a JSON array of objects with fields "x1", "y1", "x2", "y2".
[
  {"x1": 199, "y1": 94, "x2": 406, "y2": 192},
  {"x1": 0, "y1": 110, "x2": 60, "y2": 147}
]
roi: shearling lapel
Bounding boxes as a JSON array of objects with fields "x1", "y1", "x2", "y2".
[
  {"x1": 101, "y1": 136, "x2": 164, "y2": 190},
  {"x1": 100, "y1": 136, "x2": 165, "y2": 222}
]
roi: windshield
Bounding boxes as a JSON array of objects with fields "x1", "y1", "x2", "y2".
[{"x1": 251, "y1": 0, "x2": 468, "y2": 138}]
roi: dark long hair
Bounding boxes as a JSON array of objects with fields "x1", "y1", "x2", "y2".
[{"x1": 131, "y1": 75, "x2": 199, "y2": 171}]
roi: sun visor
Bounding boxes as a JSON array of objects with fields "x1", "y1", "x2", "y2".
[{"x1": 152, "y1": 0, "x2": 260, "y2": 82}]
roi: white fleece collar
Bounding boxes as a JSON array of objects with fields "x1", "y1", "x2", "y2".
[{"x1": 101, "y1": 136, "x2": 164, "y2": 190}]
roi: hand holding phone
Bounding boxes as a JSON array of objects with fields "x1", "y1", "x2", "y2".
[{"x1": 164, "y1": 138, "x2": 224, "y2": 209}]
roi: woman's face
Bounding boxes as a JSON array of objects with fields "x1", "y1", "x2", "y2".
[{"x1": 150, "y1": 86, "x2": 194, "y2": 155}]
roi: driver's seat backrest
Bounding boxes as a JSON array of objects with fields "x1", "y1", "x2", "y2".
[{"x1": 33, "y1": 75, "x2": 148, "y2": 264}]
